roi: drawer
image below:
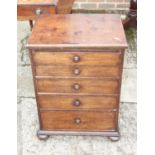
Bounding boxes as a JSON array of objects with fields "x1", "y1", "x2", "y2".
[
  {"x1": 40, "y1": 111, "x2": 116, "y2": 131},
  {"x1": 36, "y1": 79, "x2": 119, "y2": 94},
  {"x1": 32, "y1": 51, "x2": 122, "y2": 66},
  {"x1": 35, "y1": 65, "x2": 121, "y2": 78},
  {"x1": 38, "y1": 95, "x2": 118, "y2": 110},
  {"x1": 17, "y1": 5, "x2": 56, "y2": 20}
]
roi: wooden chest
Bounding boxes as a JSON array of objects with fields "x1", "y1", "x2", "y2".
[
  {"x1": 27, "y1": 14, "x2": 128, "y2": 141},
  {"x1": 17, "y1": 0, "x2": 75, "y2": 20},
  {"x1": 17, "y1": 0, "x2": 57, "y2": 20}
]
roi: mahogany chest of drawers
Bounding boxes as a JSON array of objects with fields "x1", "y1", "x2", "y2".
[
  {"x1": 17, "y1": 0, "x2": 75, "y2": 29},
  {"x1": 27, "y1": 14, "x2": 127, "y2": 141},
  {"x1": 17, "y1": 0, "x2": 75, "y2": 20},
  {"x1": 17, "y1": 0, "x2": 57, "y2": 20}
]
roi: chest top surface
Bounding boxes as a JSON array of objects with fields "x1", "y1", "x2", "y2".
[
  {"x1": 27, "y1": 14, "x2": 128, "y2": 49},
  {"x1": 18, "y1": 0, "x2": 57, "y2": 5}
]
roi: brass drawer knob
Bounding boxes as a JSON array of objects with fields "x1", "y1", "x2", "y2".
[
  {"x1": 73, "y1": 55, "x2": 80, "y2": 63},
  {"x1": 74, "y1": 118, "x2": 81, "y2": 124},
  {"x1": 73, "y1": 83, "x2": 80, "y2": 90},
  {"x1": 35, "y1": 8, "x2": 42, "y2": 15},
  {"x1": 73, "y1": 68, "x2": 80, "y2": 75},
  {"x1": 73, "y1": 99, "x2": 81, "y2": 106}
]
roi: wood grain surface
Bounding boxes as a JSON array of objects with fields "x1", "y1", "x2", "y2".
[
  {"x1": 17, "y1": 5, "x2": 56, "y2": 20},
  {"x1": 35, "y1": 65, "x2": 121, "y2": 78},
  {"x1": 40, "y1": 111, "x2": 116, "y2": 131},
  {"x1": 17, "y1": 0, "x2": 75, "y2": 20},
  {"x1": 36, "y1": 78, "x2": 119, "y2": 94},
  {"x1": 56, "y1": 0, "x2": 74, "y2": 14},
  {"x1": 27, "y1": 14, "x2": 128, "y2": 49},
  {"x1": 38, "y1": 95, "x2": 118, "y2": 110},
  {"x1": 32, "y1": 51, "x2": 121, "y2": 66}
]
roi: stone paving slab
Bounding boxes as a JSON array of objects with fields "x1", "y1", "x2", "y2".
[
  {"x1": 17, "y1": 21, "x2": 30, "y2": 66},
  {"x1": 18, "y1": 98, "x2": 136, "y2": 155},
  {"x1": 121, "y1": 69, "x2": 137, "y2": 103},
  {"x1": 124, "y1": 28, "x2": 137, "y2": 69},
  {"x1": 17, "y1": 66, "x2": 35, "y2": 97},
  {"x1": 124, "y1": 49, "x2": 137, "y2": 69},
  {"x1": 17, "y1": 103, "x2": 22, "y2": 155}
]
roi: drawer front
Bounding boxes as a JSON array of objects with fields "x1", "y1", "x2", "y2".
[
  {"x1": 38, "y1": 95, "x2": 118, "y2": 109},
  {"x1": 40, "y1": 111, "x2": 116, "y2": 131},
  {"x1": 35, "y1": 65, "x2": 120, "y2": 78},
  {"x1": 17, "y1": 5, "x2": 56, "y2": 20},
  {"x1": 32, "y1": 51, "x2": 122, "y2": 66},
  {"x1": 36, "y1": 79, "x2": 119, "y2": 94}
]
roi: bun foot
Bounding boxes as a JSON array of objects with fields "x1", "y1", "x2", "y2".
[
  {"x1": 37, "y1": 131, "x2": 49, "y2": 140},
  {"x1": 108, "y1": 136, "x2": 120, "y2": 142}
]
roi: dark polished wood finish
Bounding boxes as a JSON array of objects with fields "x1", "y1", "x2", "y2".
[
  {"x1": 37, "y1": 95, "x2": 119, "y2": 110},
  {"x1": 123, "y1": 0, "x2": 137, "y2": 29},
  {"x1": 36, "y1": 78, "x2": 119, "y2": 94},
  {"x1": 17, "y1": 5, "x2": 56, "y2": 20},
  {"x1": 32, "y1": 51, "x2": 122, "y2": 66},
  {"x1": 17, "y1": 0, "x2": 75, "y2": 19},
  {"x1": 40, "y1": 111, "x2": 116, "y2": 131},
  {"x1": 17, "y1": 0, "x2": 57, "y2": 20},
  {"x1": 17, "y1": 0, "x2": 57, "y2": 29},
  {"x1": 35, "y1": 65, "x2": 121, "y2": 78},
  {"x1": 27, "y1": 15, "x2": 127, "y2": 48},
  {"x1": 27, "y1": 14, "x2": 127, "y2": 141},
  {"x1": 17, "y1": 0, "x2": 75, "y2": 29},
  {"x1": 56, "y1": 0, "x2": 75, "y2": 14},
  {"x1": 29, "y1": 20, "x2": 33, "y2": 30}
]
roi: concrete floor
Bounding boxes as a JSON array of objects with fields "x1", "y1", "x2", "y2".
[{"x1": 17, "y1": 21, "x2": 137, "y2": 155}]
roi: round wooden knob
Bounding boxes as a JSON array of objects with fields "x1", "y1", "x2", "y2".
[
  {"x1": 73, "y1": 83, "x2": 80, "y2": 90},
  {"x1": 73, "y1": 68, "x2": 80, "y2": 75},
  {"x1": 74, "y1": 118, "x2": 81, "y2": 124},
  {"x1": 35, "y1": 8, "x2": 42, "y2": 15},
  {"x1": 73, "y1": 56, "x2": 80, "y2": 63},
  {"x1": 73, "y1": 99, "x2": 81, "y2": 106}
]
